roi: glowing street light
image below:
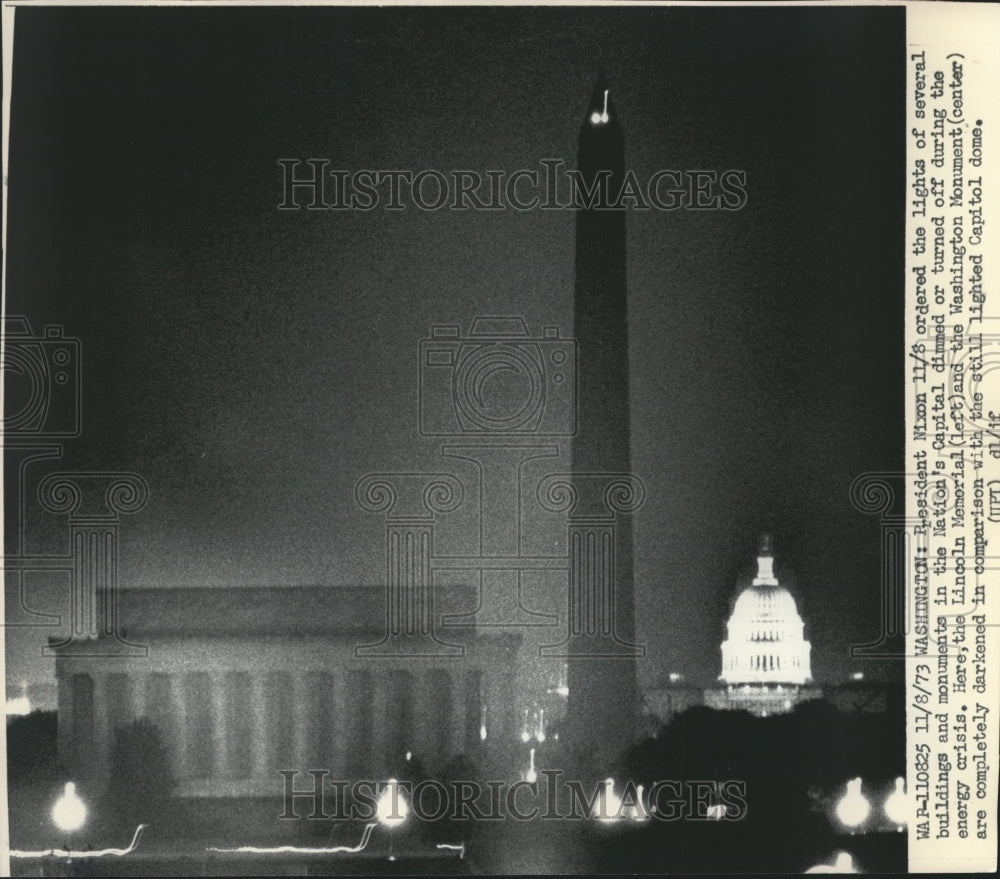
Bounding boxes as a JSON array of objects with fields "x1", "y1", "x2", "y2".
[
  {"x1": 6, "y1": 681, "x2": 30, "y2": 716},
  {"x1": 805, "y1": 851, "x2": 859, "y2": 873},
  {"x1": 376, "y1": 779, "x2": 408, "y2": 828},
  {"x1": 525, "y1": 747, "x2": 537, "y2": 784},
  {"x1": 52, "y1": 782, "x2": 87, "y2": 833},
  {"x1": 596, "y1": 778, "x2": 623, "y2": 823},
  {"x1": 883, "y1": 776, "x2": 907, "y2": 830},
  {"x1": 805, "y1": 851, "x2": 858, "y2": 874},
  {"x1": 376, "y1": 778, "x2": 407, "y2": 862},
  {"x1": 5, "y1": 694, "x2": 30, "y2": 716},
  {"x1": 835, "y1": 777, "x2": 870, "y2": 830},
  {"x1": 705, "y1": 803, "x2": 727, "y2": 821}
]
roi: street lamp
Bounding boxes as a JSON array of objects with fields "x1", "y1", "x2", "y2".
[
  {"x1": 6, "y1": 681, "x2": 30, "y2": 716},
  {"x1": 883, "y1": 776, "x2": 907, "y2": 830},
  {"x1": 376, "y1": 779, "x2": 408, "y2": 828},
  {"x1": 525, "y1": 747, "x2": 537, "y2": 784},
  {"x1": 52, "y1": 782, "x2": 87, "y2": 834},
  {"x1": 376, "y1": 779, "x2": 408, "y2": 862},
  {"x1": 596, "y1": 778, "x2": 623, "y2": 823},
  {"x1": 835, "y1": 777, "x2": 870, "y2": 831},
  {"x1": 805, "y1": 851, "x2": 858, "y2": 873}
]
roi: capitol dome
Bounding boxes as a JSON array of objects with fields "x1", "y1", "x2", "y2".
[{"x1": 719, "y1": 536, "x2": 812, "y2": 685}]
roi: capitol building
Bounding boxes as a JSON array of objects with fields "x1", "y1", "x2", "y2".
[
  {"x1": 705, "y1": 536, "x2": 821, "y2": 716},
  {"x1": 646, "y1": 536, "x2": 823, "y2": 723}
]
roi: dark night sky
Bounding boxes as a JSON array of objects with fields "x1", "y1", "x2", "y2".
[{"x1": 5, "y1": 5, "x2": 905, "y2": 692}]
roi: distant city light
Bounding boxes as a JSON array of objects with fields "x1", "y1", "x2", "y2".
[
  {"x1": 805, "y1": 851, "x2": 858, "y2": 873},
  {"x1": 835, "y1": 777, "x2": 870, "y2": 829},
  {"x1": 669, "y1": 672, "x2": 682, "y2": 683},
  {"x1": 6, "y1": 681, "x2": 30, "y2": 716},
  {"x1": 525, "y1": 747, "x2": 537, "y2": 784},
  {"x1": 883, "y1": 776, "x2": 907, "y2": 829},
  {"x1": 5, "y1": 696, "x2": 30, "y2": 716},
  {"x1": 52, "y1": 782, "x2": 87, "y2": 833},
  {"x1": 596, "y1": 778, "x2": 622, "y2": 822},
  {"x1": 546, "y1": 667, "x2": 569, "y2": 698},
  {"x1": 376, "y1": 779, "x2": 408, "y2": 828},
  {"x1": 851, "y1": 672, "x2": 864, "y2": 681},
  {"x1": 404, "y1": 751, "x2": 412, "y2": 762}
]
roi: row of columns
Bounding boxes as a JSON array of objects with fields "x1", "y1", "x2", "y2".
[
  {"x1": 66, "y1": 665, "x2": 485, "y2": 789},
  {"x1": 721, "y1": 646, "x2": 810, "y2": 682}
]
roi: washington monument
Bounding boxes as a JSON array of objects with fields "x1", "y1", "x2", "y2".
[{"x1": 563, "y1": 75, "x2": 642, "y2": 767}]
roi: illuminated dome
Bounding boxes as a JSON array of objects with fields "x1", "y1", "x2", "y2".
[{"x1": 719, "y1": 536, "x2": 812, "y2": 685}]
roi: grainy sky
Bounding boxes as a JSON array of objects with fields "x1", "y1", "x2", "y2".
[{"x1": 5, "y1": 5, "x2": 905, "y2": 691}]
